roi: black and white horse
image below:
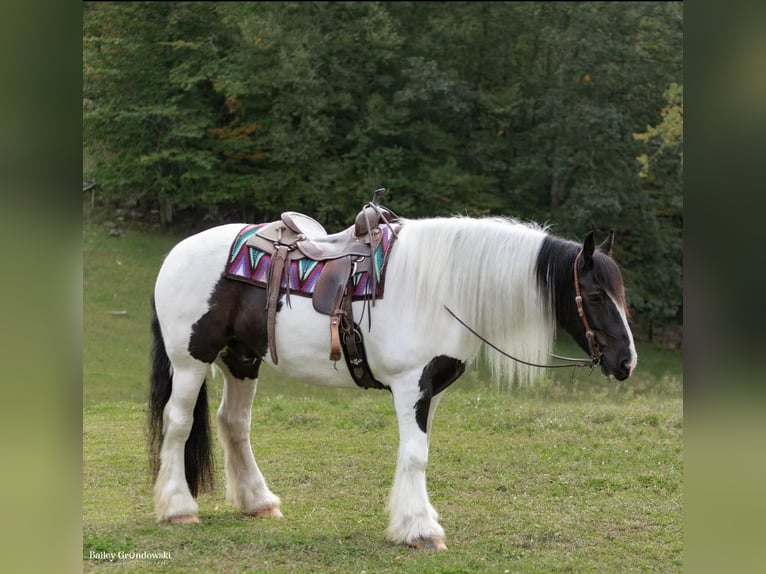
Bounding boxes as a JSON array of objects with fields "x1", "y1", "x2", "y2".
[{"x1": 148, "y1": 215, "x2": 637, "y2": 549}]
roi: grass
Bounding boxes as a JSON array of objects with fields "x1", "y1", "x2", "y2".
[
  {"x1": 83, "y1": 219, "x2": 683, "y2": 573},
  {"x1": 83, "y1": 220, "x2": 182, "y2": 403}
]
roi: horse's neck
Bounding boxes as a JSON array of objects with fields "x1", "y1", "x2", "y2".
[{"x1": 393, "y1": 216, "x2": 552, "y2": 339}]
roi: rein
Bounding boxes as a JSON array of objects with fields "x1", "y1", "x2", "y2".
[
  {"x1": 443, "y1": 306, "x2": 596, "y2": 369},
  {"x1": 444, "y1": 249, "x2": 602, "y2": 371}
]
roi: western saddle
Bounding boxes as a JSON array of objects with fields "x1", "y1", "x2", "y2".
[{"x1": 244, "y1": 189, "x2": 397, "y2": 389}]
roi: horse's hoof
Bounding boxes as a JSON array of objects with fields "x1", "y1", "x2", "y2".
[
  {"x1": 246, "y1": 507, "x2": 283, "y2": 518},
  {"x1": 410, "y1": 537, "x2": 447, "y2": 550},
  {"x1": 167, "y1": 514, "x2": 200, "y2": 524}
]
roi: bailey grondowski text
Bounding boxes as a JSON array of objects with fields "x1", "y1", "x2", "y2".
[{"x1": 88, "y1": 550, "x2": 171, "y2": 561}]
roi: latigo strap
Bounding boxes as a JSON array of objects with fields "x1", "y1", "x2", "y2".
[{"x1": 266, "y1": 244, "x2": 290, "y2": 364}]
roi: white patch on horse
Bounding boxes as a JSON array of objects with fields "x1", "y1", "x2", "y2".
[{"x1": 608, "y1": 290, "x2": 638, "y2": 374}]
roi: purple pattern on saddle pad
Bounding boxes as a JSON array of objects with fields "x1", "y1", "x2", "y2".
[{"x1": 224, "y1": 223, "x2": 398, "y2": 300}]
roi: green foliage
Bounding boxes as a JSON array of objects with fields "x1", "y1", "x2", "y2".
[
  {"x1": 635, "y1": 83, "x2": 683, "y2": 180},
  {"x1": 631, "y1": 82, "x2": 684, "y2": 328},
  {"x1": 83, "y1": 2, "x2": 683, "y2": 333}
]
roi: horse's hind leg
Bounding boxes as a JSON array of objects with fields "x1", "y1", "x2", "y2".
[
  {"x1": 216, "y1": 365, "x2": 282, "y2": 517},
  {"x1": 154, "y1": 360, "x2": 209, "y2": 523}
]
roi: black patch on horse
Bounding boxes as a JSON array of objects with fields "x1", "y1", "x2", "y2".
[
  {"x1": 534, "y1": 235, "x2": 582, "y2": 345},
  {"x1": 414, "y1": 356, "x2": 466, "y2": 433},
  {"x1": 188, "y1": 275, "x2": 279, "y2": 379}
]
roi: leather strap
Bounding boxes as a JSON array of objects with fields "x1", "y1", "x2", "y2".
[
  {"x1": 329, "y1": 314, "x2": 342, "y2": 361},
  {"x1": 266, "y1": 245, "x2": 290, "y2": 364},
  {"x1": 573, "y1": 250, "x2": 602, "y2": 365},
  {"x1": 339, "y1": 284, "x2": 386, "y2": 390}
]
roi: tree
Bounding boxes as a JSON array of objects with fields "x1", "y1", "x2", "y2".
[
  {"x1": 631, "y1": 82, "x2": 683, "y2": 334},
  {"x1": 83, "y1": 2, "x2": 683, "y2": 334},
  {"x1": 83, "y1": 3, "x2": 243, "y2": 224}
]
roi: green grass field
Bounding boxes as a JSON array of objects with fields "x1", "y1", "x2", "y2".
[{"x1": 83, "y1": 220, "x2": 683, "y2": 573}]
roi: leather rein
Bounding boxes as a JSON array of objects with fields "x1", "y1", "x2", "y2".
[{"x1": 445, "y1": 249, "x2": 602, "y2": 370}]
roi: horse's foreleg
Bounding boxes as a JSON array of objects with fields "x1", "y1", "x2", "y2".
[
  {"x1": 217, "y1": 371, "x2": 282, "y2": 517},
  {"x1": 154, "y1": 361, "x2": 208, "y2": 523},
  {"x1": 386, "y1": 376, "x2": 447, "y2": 550}
]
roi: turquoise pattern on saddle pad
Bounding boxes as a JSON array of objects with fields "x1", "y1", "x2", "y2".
[{"x1": 224, "y1": 223, "x2": 397, "y2": 300}]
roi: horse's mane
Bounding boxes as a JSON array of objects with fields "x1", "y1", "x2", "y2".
[{"x1": 383, "y1": 216, "x2": 556, "y2": 386}]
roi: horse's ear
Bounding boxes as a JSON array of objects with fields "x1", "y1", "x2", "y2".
[
  {"x1": 582, "y1": 231, "x2": 595, "y2": 268},
  {"x1": 598, "y1": 230, "x2": 615, "y2": 256}
]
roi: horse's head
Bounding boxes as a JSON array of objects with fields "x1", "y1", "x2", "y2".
[{"x1": 570, "y1": 231, "x2": 637, "y2": 380}]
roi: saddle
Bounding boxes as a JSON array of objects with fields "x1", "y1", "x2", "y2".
[{"x1": 246, "y1": 190, "x2": 397, "y2": 388}]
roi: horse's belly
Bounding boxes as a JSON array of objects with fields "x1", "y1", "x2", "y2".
[{"x1": 268, "y1": 297, "x2": 359, "y2": 388}]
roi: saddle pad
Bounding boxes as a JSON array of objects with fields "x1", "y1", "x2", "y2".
[{"x1": 224, "y1": 222, "x2": 399, "y2": 300}]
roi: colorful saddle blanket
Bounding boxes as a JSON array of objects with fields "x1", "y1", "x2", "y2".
[{"x1": 224, "y1": 222, "x2": 398, "y2": 300}]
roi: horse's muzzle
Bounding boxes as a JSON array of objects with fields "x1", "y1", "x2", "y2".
[{"x1": 613, "y1": 357, "x2": 635, "y2": 381}]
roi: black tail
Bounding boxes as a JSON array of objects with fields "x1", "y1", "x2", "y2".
[{"x1": 148, "y1": 297, "x2": 214, "y2": 497}]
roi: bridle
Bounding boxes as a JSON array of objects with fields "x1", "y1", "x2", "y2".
[
  {"x1": 445, "y1": 249, "x2": 602, "y2": 370},
  {"x1": 573, "y1": 250, "x2": 603, "y2": 366}
]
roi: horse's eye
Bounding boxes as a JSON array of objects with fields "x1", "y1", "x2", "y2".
[{"x1": 587, "y1": 291, "x2": 605, "y2": 304}]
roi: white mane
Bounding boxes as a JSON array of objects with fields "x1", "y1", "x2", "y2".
[{"x1": 384, "y1": 216, "x2": 556, "y2": 386}]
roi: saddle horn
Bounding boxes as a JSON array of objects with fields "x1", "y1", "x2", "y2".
[{"x1": 372, "y1": 187, "x2": 386, "y2": 205}]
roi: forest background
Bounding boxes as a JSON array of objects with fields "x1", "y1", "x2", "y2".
[{"x1": 83, "y1": 2, "x2": 683, "y2": 342}]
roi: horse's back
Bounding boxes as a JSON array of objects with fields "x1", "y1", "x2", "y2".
[{"x1": 159, "y1": 224, "x2": 246, "y2": 273}]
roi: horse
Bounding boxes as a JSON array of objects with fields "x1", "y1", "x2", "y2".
[{"x1": 148, "y1": 212, "x2": 637, "y2": 550}]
